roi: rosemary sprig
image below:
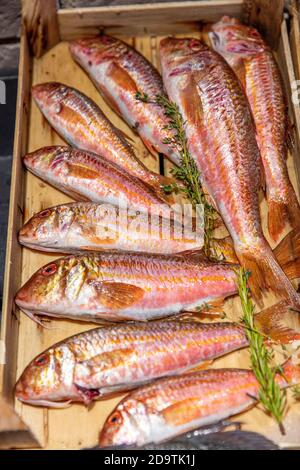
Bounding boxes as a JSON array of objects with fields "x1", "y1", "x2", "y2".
[
  {"x1": 136, "y1": 91, "x2": 216, "y2": 257},
  {"x1": 237, "y1": 268, "x2": 287, "y2": 433}
]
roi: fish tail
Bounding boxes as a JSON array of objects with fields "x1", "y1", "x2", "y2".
[
  {"x1": 255, "y1": 300, "x2": 300, "y2": 344},
  {"x1": 274, "y1": 228, "x2": 300, "y2": 280},
  {"x1": 237, "y1": 242, "x2": 300, "y2": 309},
  {"x1": 268, "y1": 188, "x2": 300, "y2": 242}
]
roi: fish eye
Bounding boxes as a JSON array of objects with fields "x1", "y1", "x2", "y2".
[
  {"x1": 39, "y1": 209, "x2": 51, "y2": 218},
  {"x1": 42, "y1": 263, "x2": 57, "y2": 276},
  {"x1": 108, "y1": 411, "x2": 122, "y2": 425},
  {"x1": 34, "y1": 353, "x2": 49, "y2": 366}
]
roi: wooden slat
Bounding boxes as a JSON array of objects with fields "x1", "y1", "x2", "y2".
[
  {"x1": 22, "y1": 0, "x2": 60, "y2": 58},
  {"x1": 57, "y1": 1, "x2": 244, "y2": 39},
  {"x1": 0, "y1": 30, "x2": 31, "y2": 402},
  {"x1": 0, "y1": 397, "x2": 40, "y2": 449},
  {"x1": 243, "y1": 0, "x2": 284, "y2": 48},
  {"x1": 289, "y1": 0, "x2": 300, "y2": 81}
]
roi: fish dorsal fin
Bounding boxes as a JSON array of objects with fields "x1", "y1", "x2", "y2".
[{"x1": 90, "y1": 280, "x2": 145, "y2": 309}]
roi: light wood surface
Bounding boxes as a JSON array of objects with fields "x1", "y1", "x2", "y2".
[
  {"x1": 57, "y1": 1, "x2": 244, "y2": 39},
  {"x1": 1, "y1": 2, "x2": 300, "y2": 450},
  {"x1": 0, "y1": 397, "x2": 40, "y2": 449}
]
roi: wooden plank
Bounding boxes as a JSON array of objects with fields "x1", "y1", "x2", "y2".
[
  {"x1": 289, "y1": 0, "x2": 300, "y2": 81},
  {"x1": 277, "y1": 20, "x2": 300, "y2": 194},
  {"x1": 243, "y1": 0, "x2": 284, "y2": 48},
  {"x1": 0, "y1": 397, "x2": 40, "y2": 449},
  {"x1": 0, "y1": 31, "x2": 31, "y2": 403},
  {"x1": 57, "y1": 1, "x2": 244, "y2": 39},
  {"x1": 22, "y1": 0, "x2": 60, "y2": 58}
]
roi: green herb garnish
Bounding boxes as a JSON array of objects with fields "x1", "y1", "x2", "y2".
[
  {"x1": 136, "y1": 92, "x2": 216, "y2": 257},
  {"x1": 237, "y1": 268, "x2": 287, "y2": 434}
]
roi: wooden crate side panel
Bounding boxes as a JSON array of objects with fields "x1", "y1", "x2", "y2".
[
  {"x1": 289, "y1": 0, "x2": 300, "y2": 82},
  {"x1": 277, "y1": 20, "x2": 300, "y2": 193},
  {"x1": 0, "y1": 33, "x2": 31, "y2": 402},
  {"x1": 57, "y1": 1, "x2": 244, "y2": 39},
  {"x1": 22, "y1": 0, "x2": 60, "y2": 58},
  {"x1": 0, "y1": 398, "x2": 40, "y2": 449}
]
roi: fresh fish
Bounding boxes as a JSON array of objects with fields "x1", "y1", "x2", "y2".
[
  {"x1": 32, "y1": 82, "x2": 173, "y2": 198},
  {"x1": 15, "y1": 251, "x2": 238, "y2": 322},
  {"x1": 15, "y1": 321, "x2": 247, "y2": 407},
  {"x1": 207, "y1": 16, "x2": 300, "y2": 241},
  {"x1": 69, "y1": 35, "x2": 181, "y2": 164},
  {"x1": 23, "y1": 146, "x2": 176, "y2": 220},
  {"x1": 160, "y1": 37, "x2": 300, "y2": 308},
  {"x1": 18, "y1": 202, "x2": 202, "y2": 254},
  {"x1": 98, "y1": 360, "x2": 300, "y2": 447}
]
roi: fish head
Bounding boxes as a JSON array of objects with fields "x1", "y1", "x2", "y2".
[
  {"x1": 160, "y1": 37, "x2": 211, "y2": 78},
  {"x1": 32, "y1": 82, "x2": 71, "y2": 116},
  {"x1": 99, "y1": 401, "x2": 144, "y2": 447},
  {"x1": 69, "y1": 35, "x2": 121, "y2": 68},
  {"x1": 160, "y1": 37, "x2": 206, "y2": 60},
  {"x1": 23, "y1": 146, "x2": 70, "y2": 178},
  {"x1": 15, "y1": 344, "x2": 76, "y2": 406},
  {"x1": 15, "y1": 255, "x2": 87, "y2": 316},
  {"x1": 18, "y1": 205, "x2": 75, "y2": 250},
  {"x1": 208, "y1": 16, "x2": 266, "y2": 59}
]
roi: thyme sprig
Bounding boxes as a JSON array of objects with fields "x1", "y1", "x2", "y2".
[
  {"x1": 237, "y1": 268, "x2": 287, "y2": 433},
  {"x1": 136, "y1": 91, "x2": 216, "y2": 257}
]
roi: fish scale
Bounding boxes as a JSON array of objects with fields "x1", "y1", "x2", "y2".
[
  {"x1": 15, "y1": 321, "x2": 248, "y2": 407},
  {"x1": 99, "y1": 360, "x2": 300, "y2": 447},
  {"x1": 31, "y1": 82, "x2": 174, "y2": 197},
  {"x1": 15, "y1": 251, "x2": 238, "y2": 322},
  {"x1": 208, "y1": 16, "x2": 300, "y2": 242},
  {"x1": 69, "y1": 35, "x2": 181, "y2": 163},
  {"x1": 23, "y1": 146, "x2": 175, "y2": 221},
  {"x1": 160, "y1": 37, "x2": 300, "y2": 308}
]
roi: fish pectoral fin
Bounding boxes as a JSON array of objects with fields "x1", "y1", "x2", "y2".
[
  {"x1": 162, "y1": 398, "x2": 202, "y2": 426},
  {"x1": 67, "y1": 162, "x2": 100, "y2": 180},
  {"x1": 255, "y1": 300, "x2": 300, "y2": 344},
  {"x1": 141, "y1": 137, "x2": 159, "y2": 158},
  {"x1": 108, "y1": 61, "x2": 139, "y2": 94},
  {"x1": 84, "y1": 226, "x2": 117, "y2": 245},
  {"x1": 90, "y1": 281, "x2": 145, "y2": 309},
  {"x1": 181, "y1": 76, "x2": 204, "y2": 125},
  {"x1": 77, "y1": 348, "x2": 135, "y2": 371}
]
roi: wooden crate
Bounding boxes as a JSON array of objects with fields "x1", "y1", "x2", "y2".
[{"x1": 1, "y1": 0, "x2": 300, "y2": 449}]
